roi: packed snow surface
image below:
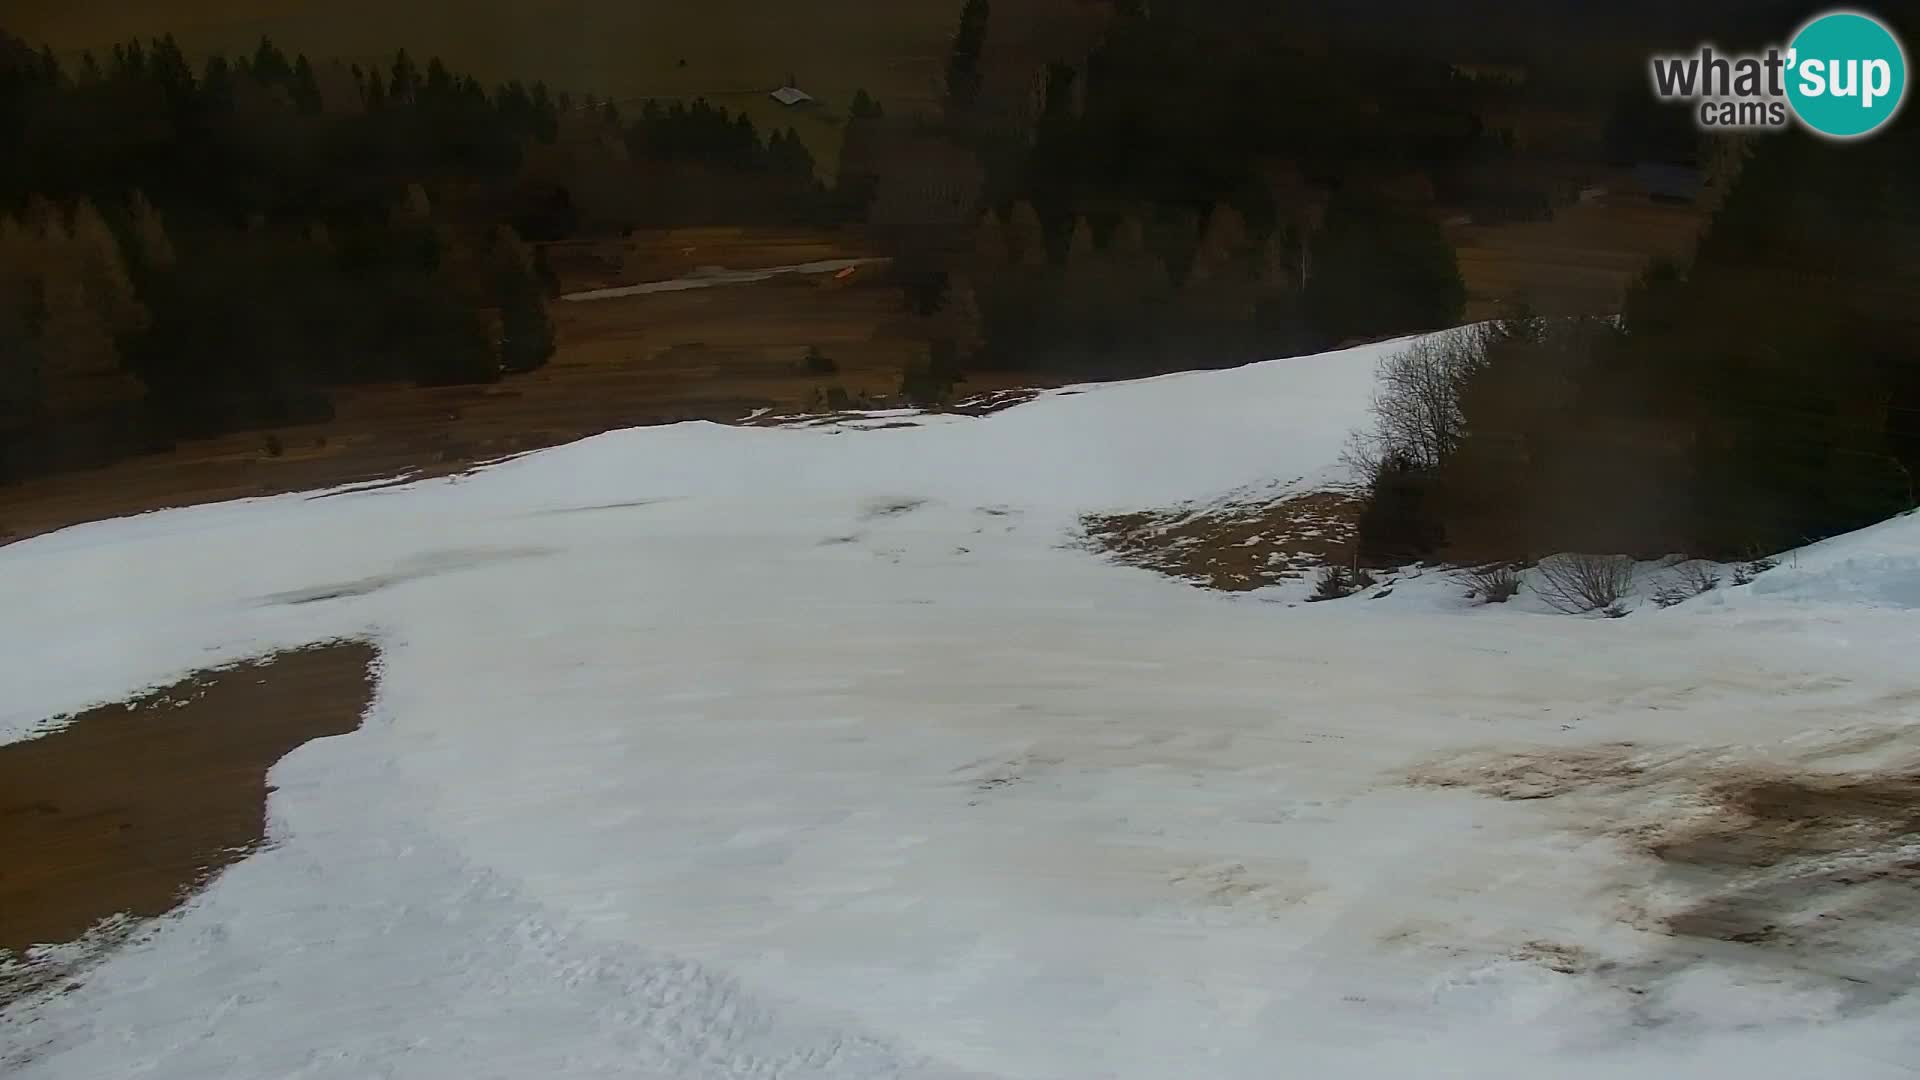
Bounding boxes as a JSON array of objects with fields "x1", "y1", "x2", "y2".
[{"x1": 4, "y1": 337, "x2": 1918, "y2": 1078}]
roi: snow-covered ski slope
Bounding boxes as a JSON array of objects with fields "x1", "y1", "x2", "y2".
[{"x1": 4, "y1": 337, "x2": 1919, "y2": 1079}]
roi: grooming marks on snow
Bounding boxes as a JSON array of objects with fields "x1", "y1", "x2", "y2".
[
  {"x1": 262, "y1": 546, "x2": 555, "y2": 605},
  {"x1": 1166, "y1": 860, "x2": 1322, "y2": 917},
  {"x1": 532, "y1": 497, "x2": 679, "y2": 517}
]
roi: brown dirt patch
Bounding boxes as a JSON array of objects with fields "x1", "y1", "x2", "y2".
[
  {"x1": 1409, "y1": 743, "x2": 1652, "y2": 801},
  {"x1": 946, "y1": 388, "x2": 1050, "y2": 417},
  {"x1": 746, "y1": 387, "x2": 1058, "y2": 429},
  {"x1": 1411, "y1": 743, "x2": 1920, "y2": 978},
  {"x1": 0, "y1": 642, "x2": 379, "y2": 970},
  {"x1": 1649, "y1": 773, "x2": 1920, "y2": 872},
  {"x1": 1082, "y1": 490, "x2": 1365, "y2": 592},
  {"x1": 1643, "y1": 770, "x2": 1920, "y2": 957}
]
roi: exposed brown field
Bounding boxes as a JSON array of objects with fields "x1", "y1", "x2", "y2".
[
  {"x1": 1449, "y1": 187, "x2": 1712, "y2": 321},
  {"x1": 0, "y1": 228, "x2": 1058, "y2": 544},
  {"x1": 0, "y1": 642, "x2": 378, "y2": 1004},
  {"x1": 1082, "y1": 489, "x2": 1367, "y2": 593}
]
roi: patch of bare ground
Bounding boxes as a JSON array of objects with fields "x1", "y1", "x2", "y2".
[
  {"x1": 747, "y1": 387, "x2": 1059, "y2": 429},
  {"x1": 1409, "y1": 743, "x2": 1653, "y2": 801},
  {"x1": 0, "y1": 642, "x2": 379, "y2": 1008},
  {"x1": 1410, "y1": 742, "x2": 1920, "y2": 994},
  {"x1": 1642, "y1": 771, "x2": 1920, "y2": 962},
  {"x1": 1446, "y1": 186, "x2": 1711, "y2": 322},
  {"x1": 946, "y1": 388, "x2": 1049, "y2": 416},
  {"x1": 1082, "y1": 489, "x2": 1366, "y2": 592}
]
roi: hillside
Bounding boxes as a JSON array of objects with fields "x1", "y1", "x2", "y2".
[{"x1": 4, "y1": 337, "x2": 1917, "y2": 1077}]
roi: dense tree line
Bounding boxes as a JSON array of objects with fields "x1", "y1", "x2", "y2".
[
  {"x1": 625, "y1": 98, "x2": 816, "y2": 182},
  {"x1": 1013, "y1": 5, "x2": 1485, "y2": 215},
  {"x1": 0, "y1": 35, "x2": 563, "y2": 220},
  {"x1": 931, "y1": 0, "x2": 1470, "y2": 382},
  {"x1": 0, "y1": 33, "x2": 573, "y2": 479}
]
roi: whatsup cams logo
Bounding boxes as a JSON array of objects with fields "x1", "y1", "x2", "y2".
[{"x1": 1650, "y1": 9, "x2": 1908, "y2": 138}]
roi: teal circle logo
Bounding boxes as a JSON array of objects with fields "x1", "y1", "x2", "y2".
[{"x1": 1787, "y1": 10, "x2": 1908, "y2": 138}]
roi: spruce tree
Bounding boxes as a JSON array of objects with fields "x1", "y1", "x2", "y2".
[
  {"x1": 944, "y1": 0, "x2": 991, "y2": 119},
  {"x1": 291, "y1": 55, "x2": 322, "y2": 114}
]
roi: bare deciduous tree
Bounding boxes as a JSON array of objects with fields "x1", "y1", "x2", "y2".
[{"x1": 1343, "y1": 328, "x2": 1489, "y2": 478}]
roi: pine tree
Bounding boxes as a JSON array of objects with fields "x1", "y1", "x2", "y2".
[
  {"x1": 425, "y1": 57, "x2": 453, "y2": 102},
  {"x1": 1067, "y1": 217, "x2": 1095, "y2": 264},
  {"x1": 291, "y1": 55, "x2": 322, "y2": 114},
  {"x1": 201, "y1": 56, "x2": 236, "y2": 113},
  {"x1": 945, "y1": 0, "x2": 991, "y2": 119},
  {"x1": 974, "y1": 210, "x2": 1008, "y2": 265},
  {"x1": 486, "y1": 229, "x2": 554, "y2": 373},
  {"x1": 496, "y1": 265, "x2": 555, "y2": 373},
  {"x1": 1007, "y1": 201, "x2": 1046, "y2": 266},
  {"x1": 128, "y1": 191, "x2": 176, "y2": 271},
  {"x1": 400, "y1": 183, "x2": 432, "y2": 220},
  {"x1": 252, "y1": 36, "x2": 292, "y2": 85},
  {"x1": 531, "y1": 245, "x2": 561, "y2": 297},
  {"x1": 69, "y1": 199, "x2": 148, "y2": 341},
  {"x1": 946, "y1": 275, "x2": 984, "y2": 359},
  {"x1": 390, "y1": 49, "x2": 419, "y2": 104},
  {"x1": 0, "y1": 214, "x2": 42, "y2": 428}
]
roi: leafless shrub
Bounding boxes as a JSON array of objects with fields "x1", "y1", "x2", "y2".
[
  {"x1": 1463, "y1": 562, "x2": 1522, "y2": 603},
  {"x1": 1535, "y1": 553, "x2": 1634, "y2": 614},
  {"x1": 1679, "y1": 560, "x2": 1721, "y2": 594},
  {"x1": 1652, "y1": 560, "x2": 1720, "y2": 607}
]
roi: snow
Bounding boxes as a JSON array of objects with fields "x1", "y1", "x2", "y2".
[
  {"x1": 561, "y1": 258, "x2": 885, "y2": 301},
  {"x1": 5, "y1": 337, "x2": 1920, "y2": 1078}
]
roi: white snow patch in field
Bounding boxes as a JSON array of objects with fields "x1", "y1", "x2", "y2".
[{"x1": 561, "y1": 258, "x2": 886, "y2": 301}]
